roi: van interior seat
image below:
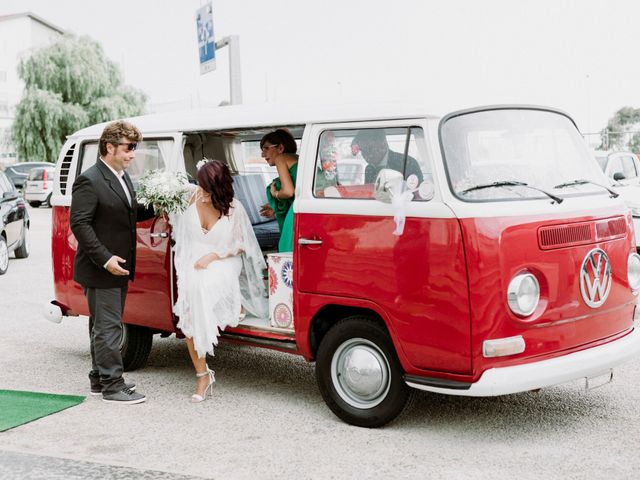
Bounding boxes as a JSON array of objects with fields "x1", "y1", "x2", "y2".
[{"x1": 232, "y1": 174, "x2": 280, "y2": 250}]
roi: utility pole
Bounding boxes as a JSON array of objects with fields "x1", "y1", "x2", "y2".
[{"x1": 215, "y1": 35, "x2": 242, "y2": 105}]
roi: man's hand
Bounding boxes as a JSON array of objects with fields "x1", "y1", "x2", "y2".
[
  {"x1": 105, "y1": 256, "x2": 130, "y2": 276},
  {"x1": 259, "y1": 203, "x2": 274, "y2": 218}
]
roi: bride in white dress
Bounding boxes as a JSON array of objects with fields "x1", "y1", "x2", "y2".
[{"x1": 170, "y1": 159, "x2": 267, "y2": 402}]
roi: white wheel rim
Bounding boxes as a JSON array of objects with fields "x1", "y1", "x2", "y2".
[
  {"x1": 0, "y1": 239, "x2": 8, "y2": 271},
  {"x1": 330, "y1": 337, "x2": 391, "y2": 409}
]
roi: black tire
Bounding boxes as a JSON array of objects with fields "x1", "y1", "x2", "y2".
[
  {"x1": 89, "y1": 317, "x2": 153, "y2": 371},
  {"x1": 14, "y1": 224, "x2": 29, "y2": 259},
  {"x1": 28, "y1": 201, "x2": 41, "y2": 208},
  {"x1": 316, "y1": 315, "x2": 413, "y2": 428},
  {"x1": 0, "y1": 236, "x2": 8, "y2": 275},
  {"x1": 120, "y1": 323, "x2": 153, "y2": 371},
  {"x1": 45, "y1": 193, "x2": 52, "y2": 208}
]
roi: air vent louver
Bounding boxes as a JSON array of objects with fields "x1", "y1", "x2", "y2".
[
  {"x1": 539, "y1": 224, "x2": 593, "y2": 249},
  {"x1": 538, "y1": 216, "x2": 627, "y2": 250},
  {"x1": 59, "y1": 144, "x2": 75, "y2": 195}
]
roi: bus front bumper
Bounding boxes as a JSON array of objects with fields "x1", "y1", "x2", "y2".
[{"x1": 406, "y1": 322, "x2": 640, "y2": 397}]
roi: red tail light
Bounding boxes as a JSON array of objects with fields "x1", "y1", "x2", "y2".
[{"x1": 42, "y1": 169, "x2": 47, "y2": 190}]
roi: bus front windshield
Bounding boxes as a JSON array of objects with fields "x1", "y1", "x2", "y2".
[{"x1": 441, "y1": 109, "x2": 610, "y2": 202}]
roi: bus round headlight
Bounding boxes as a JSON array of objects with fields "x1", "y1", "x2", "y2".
[
  {"x1": 507, "y1": 272, "x2": 540, "y2": 317},
  {"x1": 628, "y1": 253, "x2": 640, "y2": 291}
]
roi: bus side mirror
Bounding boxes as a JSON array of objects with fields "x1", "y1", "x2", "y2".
[{"x1": 613, "y1": 172, "x2": 626, "y2": 181}]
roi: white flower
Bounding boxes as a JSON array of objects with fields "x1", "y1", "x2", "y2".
[
  {"x1": 196, "y1": 159, "x2": 209, "y2": 171},
  {"x1": 137, "y1": 169, "x2": 190, "y2": 215}
]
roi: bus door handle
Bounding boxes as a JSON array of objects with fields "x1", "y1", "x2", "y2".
[{"x1": 298, "y1": 237, "x2": 323, "y2": 246}]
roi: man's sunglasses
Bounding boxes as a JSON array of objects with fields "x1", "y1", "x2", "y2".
[{"x1": 117, "y1": 142, "x2": 138, "y2": 151}]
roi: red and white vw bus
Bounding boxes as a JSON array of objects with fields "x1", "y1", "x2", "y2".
[{"x1": 46, "y1": 103, "x2": 640, "y2": 427}]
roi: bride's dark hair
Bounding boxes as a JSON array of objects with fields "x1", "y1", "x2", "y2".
[{"x1": 197, "y1": 159, "x2": 234, "y2": 216}]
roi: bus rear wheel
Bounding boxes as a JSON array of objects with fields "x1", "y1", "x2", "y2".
[{"x1": 89, "y1": 318, "x2": 153, "y2": 371}]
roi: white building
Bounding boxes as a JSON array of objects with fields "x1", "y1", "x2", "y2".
[{"x1": 0, "y1": 12, "x2": 64, "y2": 166}]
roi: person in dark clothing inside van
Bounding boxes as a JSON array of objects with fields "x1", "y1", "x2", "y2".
[{"x1": 352, "y1": 129, "x2": 423, "y2": 184}]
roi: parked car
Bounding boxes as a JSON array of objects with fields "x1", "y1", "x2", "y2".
[
  {"x1": 3, "y1": 162, "x2": 52, "y2": 192},
  {"x1": 0, "y1": 170, "x2": 30, "y2": 274},
  {"x1": 593, "y1": 150, "x2": 640, "y2": 251},
  {"x1": 24, "y1": 166, "x2": 55, "y2": 208},
  {"x1": 336, "y1": 159, "x2": 366, "y2": 185}
]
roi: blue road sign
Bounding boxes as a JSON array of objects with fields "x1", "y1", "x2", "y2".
[{"x1": 196, "y1": 3, "x2": 216, "y2": 74}]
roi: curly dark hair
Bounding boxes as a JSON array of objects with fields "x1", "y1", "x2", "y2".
[
  {"x1": 259, "y1": 128, "x2": 297, "y2": 154},
  {"x1": 99, "y1": 121, "x2": 143, "y2": 156},
  {"x1": 197, "y1": 159, "x2": 234, "y2": 216}
]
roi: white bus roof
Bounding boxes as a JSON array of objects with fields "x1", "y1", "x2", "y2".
[
  {"x1": 70, "y1": 102, "x2": 573, "y2": 139},
  {"x1": 70, "y1": 101, "x2": 443, "y2": 138}
]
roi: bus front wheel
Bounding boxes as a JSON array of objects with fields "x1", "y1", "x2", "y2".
[{"x1": 315, "y1": 315, "x2": 413, "y2": 428}]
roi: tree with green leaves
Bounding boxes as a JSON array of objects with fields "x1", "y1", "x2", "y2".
[
  {"x1": 600, "y1": 107, "x2": 640, "y2": 152},
  {"x1": 12, "y1": 34, "x2": 147, "y2": 162}
]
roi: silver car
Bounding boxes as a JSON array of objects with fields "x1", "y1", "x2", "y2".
[
  {"x1": 594, "y1": 150, "x2": 640, "y2": 251},
  {"x1": 24, "y1": 166, "x2": 55, "y2": 208}
]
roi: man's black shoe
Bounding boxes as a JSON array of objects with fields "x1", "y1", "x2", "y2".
[
  {"x1": 89, "y1": 373, "x2": 135, "y2": 396},
  {"x1": 90, "y1": 382, "x2": 136, "y2": 396},
  {"x1": 102, "y1": 387, "x2": 146, "y2": 404}
]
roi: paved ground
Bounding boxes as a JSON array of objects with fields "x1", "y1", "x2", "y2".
[{"x1": 1, "y1": 207, "x2": 640, "y2": 479}]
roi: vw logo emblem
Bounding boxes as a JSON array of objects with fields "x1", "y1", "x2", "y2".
[{"x1": 580, "y1": 248, "x2": 612, "y2": 308}]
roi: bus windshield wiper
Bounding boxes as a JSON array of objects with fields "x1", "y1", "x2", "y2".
[
  {"x1": 460, "y1": 181, "x2": 563, "y2": 203},
  {"x1": 553, "y1": 179, "x2": 619, "y2": 198}
]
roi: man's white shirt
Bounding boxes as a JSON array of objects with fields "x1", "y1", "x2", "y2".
[
  {"x1": 100, "y1": 158, "x2": 132, "y2": 269},
  {"x1": 100, "y1": 158, "x2": 132, "y2": 206}
]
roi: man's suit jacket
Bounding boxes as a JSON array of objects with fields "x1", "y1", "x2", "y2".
[
  {"x1": 364, "y1": 149, "x2": 424, "y2": 184},
  {"x1": 70, "y1": 160, "x2": 154, "y2": 289}
]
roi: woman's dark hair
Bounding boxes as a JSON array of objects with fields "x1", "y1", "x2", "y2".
[
  {"x1": 259, "y1": 129, "x2": 297, "y2": 154},
  {"x1": 197, "y1": 159, "x2": 234, "y2": 216}
]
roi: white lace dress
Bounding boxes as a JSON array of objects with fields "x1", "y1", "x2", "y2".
[{"x1": 170, "y1": 194, "x2": 268, "y2": 358}]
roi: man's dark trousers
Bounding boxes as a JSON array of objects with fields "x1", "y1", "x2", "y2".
[
  {"x1": 86, "y1": 286, "x2": 128, "y2": 395},
  {"x1": 71, "y1": 160, "x2": 154, "y2": 396}
]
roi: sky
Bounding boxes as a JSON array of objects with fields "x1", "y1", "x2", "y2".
[{"x1": 2, "y1": 0, "x2": 639, "y2": 144}]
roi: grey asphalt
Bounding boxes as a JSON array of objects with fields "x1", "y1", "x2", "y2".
[
  {"x1": 0, "y1": 450, "x2": 204, "y2": 480},
  {"x1": 1, "y1": 207, "x2": 639, "y2": 479}
]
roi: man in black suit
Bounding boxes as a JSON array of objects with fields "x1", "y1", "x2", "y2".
[
  {"x1": 352, "y1": 129, "x2": 423, "y2": 184},
  {"x1": 70, "y1": 121, "x2": 154, "y2": 404}
]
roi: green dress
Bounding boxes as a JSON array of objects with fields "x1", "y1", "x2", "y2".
[{"x1": 267, "y1": 162, "x2": 298, "y2": 252}]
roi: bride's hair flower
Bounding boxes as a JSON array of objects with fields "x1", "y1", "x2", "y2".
[{"x1": 196, "y1": 158, "x2": 210, "y2": 171}]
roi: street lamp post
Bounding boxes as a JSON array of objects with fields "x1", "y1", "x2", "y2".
[{"x1": 215, "y1": 35, "x2": 242, "y2": 105}]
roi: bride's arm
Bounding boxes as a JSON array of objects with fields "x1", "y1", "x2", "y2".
[{"x1": 193, "y1": 247, "x2": 244, "y2": 269}]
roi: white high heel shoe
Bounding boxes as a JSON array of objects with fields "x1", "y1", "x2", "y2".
[{"x1": 191, "y1": 366, "x2": 215, "y2": 403}]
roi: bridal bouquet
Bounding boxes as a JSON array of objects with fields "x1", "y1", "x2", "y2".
[{"x1": 137, "y1": 169, "x2": 191, "y2": 215}]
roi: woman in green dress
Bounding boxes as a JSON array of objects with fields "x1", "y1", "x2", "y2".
[{"x1": 258, "y1": 129, "x2": 298, "y2": 252}]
